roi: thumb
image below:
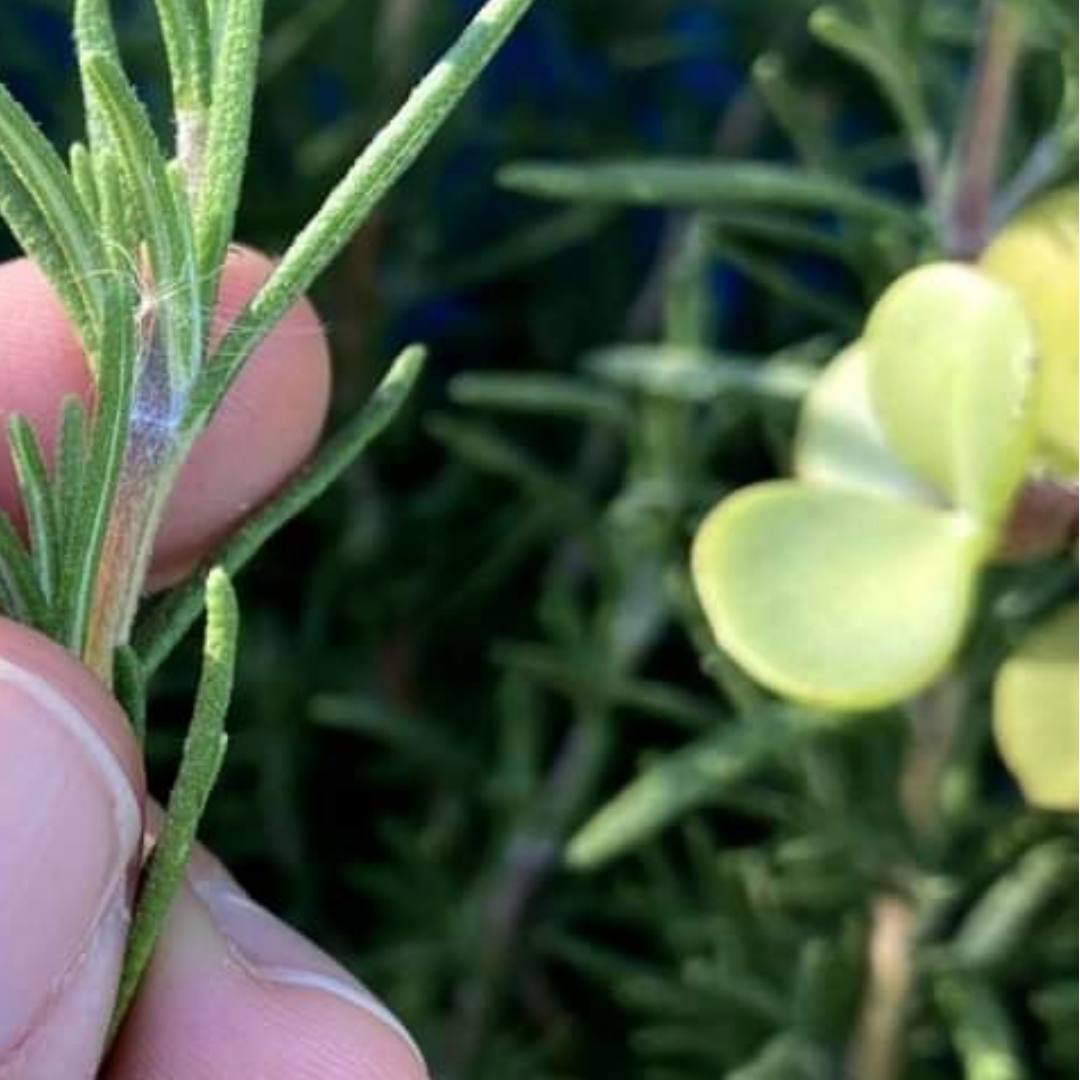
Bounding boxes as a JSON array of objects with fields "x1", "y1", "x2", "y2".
[{"x1": 0, "y1": 619, "x2": 144, "y2": 1078}]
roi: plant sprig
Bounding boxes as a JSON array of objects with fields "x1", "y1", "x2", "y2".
[{"x1": 0, "y1": 0, "x2": 536, "y2": 1028}]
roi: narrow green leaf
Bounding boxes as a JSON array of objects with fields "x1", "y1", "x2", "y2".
[
  {"x1": 567, "y1": 714, "x2": 792, "y2": 868},
  {"x1": 499, "y1": 160, "x2": 917, "y2": 228},
  {"x1": 110, "y1": 568, "x2": 238, "y2": 1036},
  {"x1": 86, "y1": 53, "x2": 203, "y2": 396},
  {"x1": 57, "y1": 158, "x2": 139, "y2": 659},
  {"x1": 727, "y1": 1033, "x2": 833, "y2": 1080},
  {"x1": 192, "y1": 0, "x2": 538, "y2": 431},
  {"x1": 585, "y1": 344, "x2": 815, "y2": 403},
  {"x1": 710, "y1": 231, "x2": 861, "y2": 331},
  {"x1": 752, "y1": 53, "x2": 833, "y2": 171},
  {"x1": 154, "y1": 0, "x2": 213, "y2": 112},
  {"x1": 135, "y1": 345, "x2": 425, "y2": 676},
  {"x1": 952, "y1": 839, "x2": 1071, "y2": 971},
  {"x1": 60, "y1": 245, "x2": 137, "y2": 656},
  {"x1": 430, "y1": 204, "x2": 613, "y2": 291},
  {"x1": 706, "y1": 208, "x2": 856, "y2": 263},
  {"x1": 7, "y1": 416, "x2": 60, "y2": 611},
  {"x1": 94, "y1": 146, "x2": 138, "y2": 269},
  {"x1": 428, "y1": 415, "x2": 591, "y2": 523},
  {"x1": 310, "y1": 695, "x2": 474, "y2": 778},
  {"x1": 809, "y1": 5, "x2": 941, "y2": 196},
  {"x1": 451, "y1": 372, "x2": 629, "y2": 425},
  {"x1": 0, "y1": 513, "x2": 49, "y2": 629},
  {"x1": 0, "y1": 80, "x2": 105, "y2": 354},
  {"x1": 494, "y1": 641, "x2": 720, "y2": 730},
  {"x1": 54, "y1": 398, "x2": 88, "y2": 567},
  {"x1": 74, "y1": 0, "x2": 123, "y2": 156},
  {"x1": 68, "y1": 141, "x2": 99, "y2": 219},
  {"x1": 114, "y1": 644, "x2": 147, "y2": 747},
  {"x1": 196, "y1": 0, "x2": 264, "y2": 313},
  {"x1": 937, "y1": 977, "x2": 1027, "y2": 1080}
]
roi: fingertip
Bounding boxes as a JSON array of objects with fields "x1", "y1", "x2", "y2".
[
  {"x1": 0, "y1": 616, "x2": 143, "y2": 807},
  {"x1": 0, "y1": 617, "x2": 144, "y2": 1075},
  {"x1": 107, "y1": 877, "x2": 426, "y2": 1080},
  {"x1": 0, "y1": 250, "x2": 332, "y2": 588},
  {"x1": 0, "y1": 259, "x2": 94, "y2": 528},
  {"x1": 150, "y1": 247, "x2": 333, "y2": 586}
]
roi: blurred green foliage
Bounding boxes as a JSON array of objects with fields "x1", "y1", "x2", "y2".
[{"x1": 1, "y1": 1, "x2": 1077, "y2": 1077}]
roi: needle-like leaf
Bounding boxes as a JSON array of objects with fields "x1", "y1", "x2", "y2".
[
  {"x1": 86, "y1": 53, "x2": 203, "y2": 399},
  {"x1": 110, "y1": 567, "x2": 238, "y2": 1035},
  {"x1": 0, "y1": 81, "x2": 106, "y2": 356},
  {"x1": 154, "y1": 1, "x2": 213, "y2": 113},
  {"x1": 54, "y1": 398, "x2": 89, "y2": 572},
  {"x1": 68, "y1": 141, "x2": 99, "y2": 219},
  {"x1": 136, "y1": 345, "x2": 426, "y2": 676},
  {"x1": 566, "y1": 713, "x2": 794, "y2": 868},
  {"x1": 196, "y1": 0, "x2": 264, "y2": 314},
  {"x1": 114, "y1": 644, "x2": 147, "y2": 747},
  {"x1": 499, "y1": 159, "x2": 918, "y2": 227},
  {"x1": 59, "y1": 156, "x2": 138, "y2": 656},
  {"x1": 7, "y1": 416, "x2": 61, "y2": 613},
  {"x1": 190, "y1": 0, "x2": 538, "y2": 431},
  {"x1": 0, "y1": 513, "x2": 49, "y2": 630},
  {"x1": 74, "y1": 0, "x2": 123, "y2": 156}
]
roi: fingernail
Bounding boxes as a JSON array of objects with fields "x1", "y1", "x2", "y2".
[
  {"x1": 0, "y1": 647, "x2": 142, "y2": 1056},
  {"x1": 189, "y1": 859, "x2": 425, "y2": 1071}
]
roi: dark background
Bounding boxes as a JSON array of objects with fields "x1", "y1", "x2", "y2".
[{"x1": 1, "y1": 2, "x2": 1076, "y2": 1077}]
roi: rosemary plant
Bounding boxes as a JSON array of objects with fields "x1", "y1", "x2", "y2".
[{"x1": 0, "y1": 0, "x2": 536, "y2": 1030}]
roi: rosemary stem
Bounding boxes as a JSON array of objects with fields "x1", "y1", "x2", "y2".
[
  {"x1": 848, "y1": 895, "x2": 917, "y2": 1080},
  {"x1": 84, "y1": 338, "x2": 188, "y2": 683},
  {"x1": 83, "y1": 450, "x2": 181, "y2": 682},
  {"x1": 943, "y1": 0, "x2": 1024, "y2": 258},
  {"x1": 849, "y1": 677, "x2": 964, "y2": 1078}
]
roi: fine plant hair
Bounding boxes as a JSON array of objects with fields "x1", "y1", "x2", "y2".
[{"x1": 0, "y1": 0, "x2": 536, "y2": 1033}]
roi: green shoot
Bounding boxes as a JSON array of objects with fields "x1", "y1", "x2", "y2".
[{"x1": 108, "y1": 568, "x2": 238, "y2": 1038}]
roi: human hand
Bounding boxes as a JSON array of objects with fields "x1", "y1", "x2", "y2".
[{"x1": 0, "y1": 250, "x2": 426, "y2": 1079}]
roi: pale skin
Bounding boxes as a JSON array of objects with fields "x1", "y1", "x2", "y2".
[{"x1": 0, "y1": 250, "x2": 427, "y2": 1078}]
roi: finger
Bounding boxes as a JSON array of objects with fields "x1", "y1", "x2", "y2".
[
  {"x1": 105, "y1": 849, "x2": 427, "y2": 1080},
  {"x1": 0, "y1": 618, "x2": 144, "y2": 1078},
  {"x1": 0, "y1": 247, "x2": 332, "y2": 588}
]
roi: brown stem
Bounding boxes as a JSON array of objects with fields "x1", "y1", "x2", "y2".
[
  {"x1": 996, "y1": 475, "x2": 1079, "y2": 562},
  {"x1": 445, "y1": 717, "x2": 609, "y2": 1077},
  {"x1": 850, "y1": 678, "x2": 963, "y2": 1078},
  {"x1": 900, "y1": 678, "x2": 964, "y2": 842},
  {"x1": 944, "y1": 0, "x2": 1025, "y2": 258},
  {"x1": 848, "y1": 895, "x2": 917, "y2": 1080}
]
